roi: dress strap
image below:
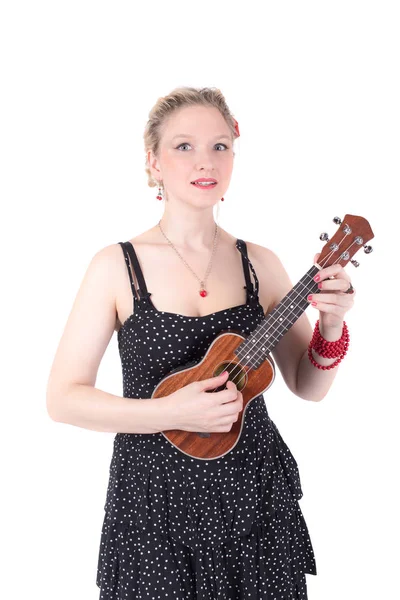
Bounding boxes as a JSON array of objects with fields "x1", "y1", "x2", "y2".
[
  {"x1": 118, "y1": 242, "x2": 152, "y2": 305},
  {"x1": 235, "y1": 238, "x2": 260, "y2": 304}
]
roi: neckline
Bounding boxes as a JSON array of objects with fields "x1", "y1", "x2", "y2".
[
  {"x1": 123, "y1": 236, "x2": 257, "y2": 299},
  {"x1": 118, "y1": 237, "x2": 262, "y2": 335},
  {"x1": 117, "y1": 300, "x2": 263, "y2": 336}
]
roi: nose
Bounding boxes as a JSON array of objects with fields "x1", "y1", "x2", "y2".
[{"x1": 195, "y1": 148, "x2": 217, "y2": 171}]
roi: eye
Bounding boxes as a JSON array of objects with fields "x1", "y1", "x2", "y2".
[{"x1": 176, "y1": 143, "x2": 229, "y2": 151}]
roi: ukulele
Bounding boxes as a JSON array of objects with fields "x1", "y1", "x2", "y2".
[{"x1": 151, "y1": 214, "x2": 374, "y2": 460}]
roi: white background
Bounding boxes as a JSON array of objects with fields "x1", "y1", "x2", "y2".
[{"x1": 1, "y1": 1, "x2": 398, "y2": 598}]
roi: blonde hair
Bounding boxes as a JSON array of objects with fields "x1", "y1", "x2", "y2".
[{"x1": 144, "y1": 86, "x2": 238, "y2": 188}]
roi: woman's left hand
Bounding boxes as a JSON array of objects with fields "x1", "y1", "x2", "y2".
[{"x1": 308, "y1": 253, "x2": 356, "y2": 331}]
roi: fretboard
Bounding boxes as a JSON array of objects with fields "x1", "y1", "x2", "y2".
[{"x1": 234, "y1": 264, "x2": 321, "y2": 368}]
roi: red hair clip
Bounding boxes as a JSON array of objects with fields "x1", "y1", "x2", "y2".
[{"x1": 232, "y1": 117, "x2": 240, "y2": 138}]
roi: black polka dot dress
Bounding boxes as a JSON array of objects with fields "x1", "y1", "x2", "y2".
[{"x1": 96, "y1": 239, "x2": 317, "y2": 599}]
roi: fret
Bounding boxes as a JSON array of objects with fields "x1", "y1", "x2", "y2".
[{"x1": 235, "y1": 265, "x2": 321, "y2": 367}]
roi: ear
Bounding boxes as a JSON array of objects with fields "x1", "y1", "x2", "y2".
[{"x1": 147, "y1": 149, "x2": 162, "y2": 181}]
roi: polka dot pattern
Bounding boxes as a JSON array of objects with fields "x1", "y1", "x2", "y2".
[{"x1": 96, "y1": 239, "x2": 317, "y2": 598}]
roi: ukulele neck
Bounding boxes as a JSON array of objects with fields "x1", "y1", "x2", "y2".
[{"x1": 235, "y1": 264, "x2": 320, "y2": 368}]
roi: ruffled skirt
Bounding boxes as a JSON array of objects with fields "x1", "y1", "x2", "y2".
[{"x1": 96, "y1": 397, "x2": 317, "y2": 599}]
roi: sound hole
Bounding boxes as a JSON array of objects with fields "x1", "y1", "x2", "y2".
[
  {"x1": 196, "y1": 361, "x2": 246, "y2": 438},
  {"x1": 214, "y1": 361, "x2": 247, "y2": 391}
]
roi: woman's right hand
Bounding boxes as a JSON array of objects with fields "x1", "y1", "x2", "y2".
[{"x1": 160, "y1": 371, "x2": 243, "y2": 432}]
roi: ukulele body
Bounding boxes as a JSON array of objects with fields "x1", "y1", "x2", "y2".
[{"x1": 151, "y1": 329, "x2": 276, "y2": 460}]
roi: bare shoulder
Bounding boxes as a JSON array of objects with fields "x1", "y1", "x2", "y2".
[
  {"x1": 245, "y1": 241, "x2": 288, "y2": 313},
  {"x1": 92, "y1": 241, "x2": 131, "y2": 296},
  {"x1": 246, "y1": 239, "x2": 282, "y2": 271},
  {"x1": 92, "y1": 241, "x2": 125, "y2": 271}
]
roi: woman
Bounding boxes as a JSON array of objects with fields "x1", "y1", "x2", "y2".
[{"x1": 47, "y1": 86, "x2": 355, "y2": 599}]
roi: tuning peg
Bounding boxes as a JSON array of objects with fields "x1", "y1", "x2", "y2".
[
  {"x1": 333, "y1": 216, "x2": 342, "y2": 225},
  {"x1": 364, "y1": 245, "x2": 373, "y2": 254},
  {"x1": 350, "y1": 259, "x2": 360, "y2": 267},
  {"x1": 320, "y1": 232, "x2": 329, "y2": 241}
]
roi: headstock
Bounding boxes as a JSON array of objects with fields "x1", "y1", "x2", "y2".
[{"x1": 318, "y1": 214, "x2": 374, "y2": 269}]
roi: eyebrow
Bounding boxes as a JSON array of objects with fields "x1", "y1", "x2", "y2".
[{"x1": 171, "y1": 134, "x2": 231, "y2": 141}]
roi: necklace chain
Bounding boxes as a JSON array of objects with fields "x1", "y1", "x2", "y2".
[{"x1": 157, "y1": 219, "x2": 220, "y2": 296}]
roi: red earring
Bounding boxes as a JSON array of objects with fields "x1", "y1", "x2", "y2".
[
  {"x1": 221, "y1": 197, "x2": 225, "y2": 201},
  {"x1": 156, "y1": 181, "x2": 163, "y2": 200}
]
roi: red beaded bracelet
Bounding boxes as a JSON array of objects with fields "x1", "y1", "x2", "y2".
[{"x1": 308, "y1": 320, "x2": 350, "y2": 370}]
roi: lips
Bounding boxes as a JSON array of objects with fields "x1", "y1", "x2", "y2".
[
  {"x1": 191, "y1": 178, "x2": 218, "y2": 190},
  {"x1": 191, "y1": 178, "x2": 217, "y2": 184},
  {"x1": 191, "y1": 181, "x2": 217, "y2": 189}
]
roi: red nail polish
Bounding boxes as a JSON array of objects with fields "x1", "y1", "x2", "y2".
[
  {"x1": 307, "y1": 294, "x2": 313, "y2": 301},
  {"x1": 311, "y1": 301, "x2": 317, "y2": 306},
  {"x1": 318, "y1": 282, "x2": 322, "y2": 289},
  {"x1": 314, "y1": 275, "x2": 320, "y2": 282}
]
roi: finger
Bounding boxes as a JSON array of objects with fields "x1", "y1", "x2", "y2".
[
  {"x1": 308, "y1": 293, "x2": 355, "y2": 307},
  {"x1": 199, "y1": 371, "x2": 229, "y2": 391},
  {"x1": 307, "y1": 300, "x2": 353, "y2": 317},
  {"x1": 316, "y1": 278, "x2": 353, "y2": 293},
  {"x1": 315, "y1": 263, "x2": 346, "y2": 281}
]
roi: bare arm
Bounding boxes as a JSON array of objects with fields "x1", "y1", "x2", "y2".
[
  {"x1": 46, "y1": 244, "x2": 168, "y2": 433},
  {"x1": 51, "y1": 383, "x2": 165, "y2": 433},
  {"x1": 250, "y1": 244, "x2": 339, "y2": 402}
]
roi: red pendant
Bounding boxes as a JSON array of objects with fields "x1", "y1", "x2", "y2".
[{"x1": 199, "y1": 289, "x2": 207, "y2": 297}]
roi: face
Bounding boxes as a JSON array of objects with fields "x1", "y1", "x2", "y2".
[{"x1": 148, "y1": 105, "x2": 234, "y2": 206}]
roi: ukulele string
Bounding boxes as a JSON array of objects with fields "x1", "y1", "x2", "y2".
[
  {"x1": 229, "y1": 240, "x2": 355, "y2": 389},
  {"x1": 206, "y1": 240, "x2": 352, "y2": 394},
  {"x1": 227, "y1": 244, "x2": 353, "y2": 390},
  {"x1": 242, "y1": 234, "x2": 357, "y2": 376},
  {"x1": 235, "y1": 237, "x2": 358, "y2": 375},
  {"x1": 240, "y1": 235, "x2": 359, "y2": 378}
]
